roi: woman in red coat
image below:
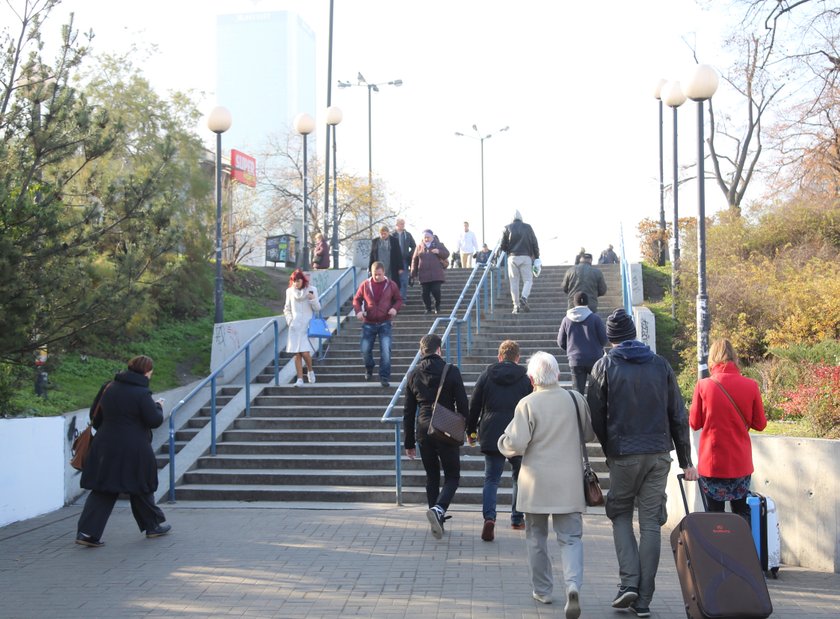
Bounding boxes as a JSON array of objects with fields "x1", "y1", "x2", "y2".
[{"x1": 689, "y1": 339, "x2": 767, "y2": 518}]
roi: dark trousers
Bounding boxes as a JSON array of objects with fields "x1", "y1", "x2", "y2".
[
  {"x1": 418, "y1": 437, "x2": 461, "y2": 511},
  {"x1": 77, "y1": 489, "x2": 166, "y2": 539},
  {"x1": 421, "y1": 282, "x2": 442, "y2": 311},
  {"x1": 571, "y1": 366, "x2": 592, "y2": 395},
  {"x1": 706, "y1": 495, "x2": 751, "y2": 521}
]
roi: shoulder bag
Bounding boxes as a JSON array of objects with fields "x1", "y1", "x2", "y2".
[
  {"x1": 427, "y1": 363, "x2": 466, "y2": 446},
  {"x1": 307, "y1": 312, "x2": 331, "y2": 339},
  {"x1": 709, "y1": 377, "x2": 749, "y2": 429},
  {"x1": 70, "y1": 382, "x2": 112, "y2": 471},
  {"x1": 570, "y1": 389, "x2": 605, "y2": 506}
]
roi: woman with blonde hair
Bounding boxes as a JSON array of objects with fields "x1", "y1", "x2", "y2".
[
  {"x1": 284, "y1": 268, "x2": 321, "y2": 386},
  {"x1": 689, "y1": 339, "x2": 767, "y2": 519}
]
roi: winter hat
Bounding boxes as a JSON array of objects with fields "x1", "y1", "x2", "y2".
[
  {"x1": 422, "y1": 229, "x2": 434, "y2": 237},
  {"x1": 606, "y1": 308, "x2": 637, "y2": 343},
  {"x1": 573, "y1": 291, "x2": 589, "y2": 307},
  {"x1": 513, "y1": 210, "x2": 522, "y2": 221}
]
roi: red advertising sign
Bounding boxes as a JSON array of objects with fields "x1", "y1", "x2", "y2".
[{"x1": 230, "y1": 149, "x2": 256, "y2": 187}]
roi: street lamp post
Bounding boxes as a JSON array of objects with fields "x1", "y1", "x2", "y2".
[
  {"x1": 454, "y1": 125, "x2": 509, "y2": 244},
  {"x1": 208, "y1": 106, "x2": 232, "y2": 325},
  {"x1": 294, "y1": 112, "x2": 316, "y2": 270},
  {"x1": 683, "y1": 64, "x2": 719, "y2": 379},
  {"x1": 661, "y1": 80, "x2": 686, "y2": 319},
  {"x1": 654, "y1": 79, "x2": 668, "y2": 266},
  {"x1": 337, "y1": 74, "x2": 402, "y2": 225},
  {"x1": 326, "y1": 105, "x2": 343, "y2": 268}
]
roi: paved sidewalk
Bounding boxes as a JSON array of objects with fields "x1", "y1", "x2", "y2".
[{"x1": 1, "y1": 501, "x2": 838, "y2": 618}]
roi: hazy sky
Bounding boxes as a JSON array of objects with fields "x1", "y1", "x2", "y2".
[{"x1": 46, "y1": 0, "x2": 735, "y2": 263}]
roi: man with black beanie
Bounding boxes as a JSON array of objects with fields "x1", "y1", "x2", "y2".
[{"x1": 586, "y1": 308, "x2": 696, "y2": 618}]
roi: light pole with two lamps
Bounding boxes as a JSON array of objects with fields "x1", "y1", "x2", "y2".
[
  {"x1": 683, "y1": 64, "x2": 719, "y2": 379},
  {"x1": 208, "y1": 106, "x2": 232, "y2": 324},
  {"x1": 294, "y1": 112, "x2": 316, "y2": 271},
  {"x1": 454, "y1": 125, "x2": 509, "y2": 244},
  {"x1": 660, "y1": 80, "x2": 686, "y2": 318},
  {"x1": 337, "y1": 74, "x2": 402, "y2": 223},
  {"x1": 326, "y1": 106, "x2": 343, "y2": 268}
]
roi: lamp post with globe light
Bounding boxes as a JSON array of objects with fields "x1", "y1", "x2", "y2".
[
  {"x1": 661, "y1": 80, "x2": 686, "y2": 318},
  {"x1": 294, "y1": 113, "x2": 316, "y2": 270},
  {"x1": 208, "y1": 106, "x2": 232, "y2": 324},
  {"x1": 683, "y1": 64, "x2": 719, "y2": 379}
]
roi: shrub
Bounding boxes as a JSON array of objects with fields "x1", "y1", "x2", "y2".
[{"x1": 779, "y1": 364, "x2": 840, "y2": 438}]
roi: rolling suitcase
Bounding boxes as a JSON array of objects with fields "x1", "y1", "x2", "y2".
[
  {"x1": 747, "y1": 492, "x2": 781, "y2": 578},
  {"x1": 670, "y1": 474, "x2": 773, "y2": 618}
]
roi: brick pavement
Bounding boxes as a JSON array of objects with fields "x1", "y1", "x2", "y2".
[{"x1": 1, "y1": 501, "x2": 838, "y2": 618}]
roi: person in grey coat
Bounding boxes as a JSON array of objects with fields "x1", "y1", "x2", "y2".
[
  {"x1": 76, "y1": 355, "x2": 169, "y2": 547},
  {"x1": 498, "y1": 351, "x2": 594, "y2": 619},
  {"x1": 562, "y1": 253, "x2": 607, "y2": 312}
]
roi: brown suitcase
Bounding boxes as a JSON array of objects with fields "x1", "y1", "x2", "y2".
[{"x1": 670, "y1": 475, "x2": 773, "y2": 618}]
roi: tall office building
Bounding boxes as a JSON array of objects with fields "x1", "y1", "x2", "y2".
[
  {"x1": 216, "y1": 10, "x2": 316, "y2": 265},
  {"x1": 216, "y1": 11, "x2": 316, "y2": 155}
]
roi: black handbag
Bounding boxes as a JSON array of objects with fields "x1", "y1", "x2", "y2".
[
  {"x1": 427, "y1": 363, "x2": 466, "y2": 446},
  {"x1": 570, "y1": 389, "x2": 605, "y2": 506}
]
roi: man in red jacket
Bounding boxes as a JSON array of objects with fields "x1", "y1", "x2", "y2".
[{"x1": 352, "y1": 261, "x2": 403, "y2": 387}]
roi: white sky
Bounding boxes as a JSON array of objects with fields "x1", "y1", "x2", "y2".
[{"x1": 46, "y1": 0, "x2": 737, "y2": 264}]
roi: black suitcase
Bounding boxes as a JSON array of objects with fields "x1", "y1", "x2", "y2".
[{"x1": 670, "y1": 474, "x2": 773, "y2": 618}]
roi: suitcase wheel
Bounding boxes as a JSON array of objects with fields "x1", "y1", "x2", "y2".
[{"x1": 768, "y1": 567, "x2": 779, "y2": 579}]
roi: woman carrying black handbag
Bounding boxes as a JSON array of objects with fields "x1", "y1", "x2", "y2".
[{"x1": 403, "y1": 334, "x2": 469, "y2": 539}]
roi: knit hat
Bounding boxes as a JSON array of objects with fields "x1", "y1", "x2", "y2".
[
  {"x1": 606, "y1": 308, "x2": 637, "y2": 342},
  {"x1": 573, "y1": 291, "x2": 589, "y2": 307},
  {"x1": 513, "y1": 210, "x2": 522, "y2": 221},
  {"x1": 422, "y1": 229, "x2": 434, "y2": 236}
]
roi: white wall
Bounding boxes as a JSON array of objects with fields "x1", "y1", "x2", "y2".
[{"x1": 0, "y1": 417, "x2": 65, "y2": 527}]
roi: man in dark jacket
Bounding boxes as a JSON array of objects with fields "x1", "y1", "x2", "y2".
[
  {"x1": 392, "y1": 218, "x2": 416, "y2": 301},
  {"x1": 562, "y1": 253, "x2": 607, "y2": 312},
  {"x1": 557, "y1": 291, "x2": 608, "y2": 394},
  {"x1": 404, "y1": 334, "x2": 470, "y2": 539},
  {"x1": 467, "y1": 339, "x2": 533, "y2": 541},
  {"x1": 368, "y1": 225, "x2": 403, "y2": 283},
  {"x1": 499, "y1": 209, "x2": 540, "y2": 314},
  {"x1": 352, "y1": 261, "x2": 403, "y2": 387},
  {"x1": 586, "y1": 309, "x2": 697, "y2": 617}
]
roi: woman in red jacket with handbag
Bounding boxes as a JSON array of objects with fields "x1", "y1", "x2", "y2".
[{"x1": 689, "y1": 339, "x2": 767, "y2": 519}]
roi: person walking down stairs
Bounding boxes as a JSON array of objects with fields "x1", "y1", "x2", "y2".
[
  {"x1": 352, "y1": 261, "x2": 403, "y2": 387},
  {"x1": 284, "y1": 269, "x2": 321, "y2": 386},
  {"x1": 403, "y1": 334, "x2": 469, "y2": 539}
]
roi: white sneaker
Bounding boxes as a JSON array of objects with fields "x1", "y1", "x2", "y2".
[
  {"x1": 294, "y1": 378, "x2": 304, "y2": 387},
  {"x1": 532, "y1": 591, "x2": 552, "y2": 604},
  {"x1": 308, "y1": 371, "x2": 316, "y2": 384},
  {"x1": 565, "y1": 588, "x2": 580, "y2": 619}
]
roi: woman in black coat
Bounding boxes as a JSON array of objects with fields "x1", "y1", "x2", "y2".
[{"x1": 76, "y1": 355, "x2": 170, "y2": 547}]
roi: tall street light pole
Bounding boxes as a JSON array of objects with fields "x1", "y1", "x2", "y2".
[
  {"x1": 326, "y1": 106, "x2": 343, "y2": 268},
  {"x1": 684, "y1": 64, "x2": 719, "y2": 379},
  {"x1": 454, "y1": 125, "x2": 509, "y2": 245},
  {"x1": 337, "y1": 74, "x2": 402, "y2": 226},
  {"x1": 323, "y1": 0, "x2": 336, "y2": 238},
  {"x1": 654, "y1": 79, "x2": 668, "y2": 266},
  {"x1": 208, "y1": 106, "x2": 232, "y2": 325},
  {"x1": 294, "y1": 112, "x2": 315, "y2": 270},
  {"x1": 662, "y1": 80, "x2": 686, "y2": 319}
]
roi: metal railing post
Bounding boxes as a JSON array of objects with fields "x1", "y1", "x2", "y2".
[
  {"x1": 245, "y1": 348, "x2": 251, "y2": 417},
  {"x1": 394, "y1": 423, "x2": 403, "y2": 505},
  {"x1": 273, "y1": 321, "x2": 280, "y2": 385},
  {"x1": 210, "y1": 376, "x2": 217, "y2": 456},
  {"x1": 168, "y1": 415, "x2": 176, "y2": 502}
]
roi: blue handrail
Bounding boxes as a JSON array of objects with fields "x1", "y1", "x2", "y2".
[
  {"x1": 619, "y1": 225, "x2": 633, "y2": 314},
  {"x1": 379, "y1": 240, "x2": 503, "y2": 504},
  {"x1": 166, "y1": 265, "x2": 358, "y2": 502}
]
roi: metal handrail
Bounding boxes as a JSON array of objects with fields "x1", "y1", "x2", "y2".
[
  {"x1": 619, "y1": 225, "x2": 633, "y2": 314},
  {"x1": 166, "y1": 265, "x2": 358, "y2": 502},
  {"x1": 379, "y1": 239, "x2": 504, "y2": 504}
]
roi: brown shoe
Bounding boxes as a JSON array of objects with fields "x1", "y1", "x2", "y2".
[
  {"x1": 511, "y1": 522, "x2": 526, "y2": 530},
  {"x1": 481, "y1": 519, "x2": 495, "y2": 541}
]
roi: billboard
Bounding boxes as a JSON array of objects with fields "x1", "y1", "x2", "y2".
[
  {"x1": 266, "y1": 234, "x2": 296, "y2": 265},
  {"x1": 230, "y1": 149, "x2": 256, "y2": 187}
]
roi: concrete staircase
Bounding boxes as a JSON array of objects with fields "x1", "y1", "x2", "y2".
[{"x1": 166, "y1": 263, "x2": 623, "y2": 505}]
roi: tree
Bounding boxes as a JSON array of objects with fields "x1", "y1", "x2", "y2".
[{"x1": 0, "y1": 2, "x2": 212, "y2": 362}]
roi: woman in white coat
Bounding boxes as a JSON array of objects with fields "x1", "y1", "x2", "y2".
[
  {"x1": 283, "y1": 269, "x2": 321, "y2": 386},
  {"x1": 498, "y1": 351, "x2": 595, "y2": 619}
]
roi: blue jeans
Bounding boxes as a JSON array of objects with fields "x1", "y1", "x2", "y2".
[
  {"x1": 360, "y1": 321, "x2": 392, "y2": 379},
  {"x1": 483, "y1": 454, "x2": 524, "y2": 524},
  {"x1": 398, "y1": 261, "x2": 409, "y2": 300}
]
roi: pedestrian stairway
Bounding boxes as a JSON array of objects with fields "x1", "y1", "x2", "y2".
[{"x1": 163, "y1": 263, "x2": 623, "y2": 505}]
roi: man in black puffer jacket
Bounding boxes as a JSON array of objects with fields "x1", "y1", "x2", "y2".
[{"x1": 467, "y1": 340, "x2": 533, "y2": 541}]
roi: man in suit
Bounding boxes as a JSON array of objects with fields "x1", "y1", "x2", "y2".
[
  {"x1": 369, "y1": 225, "x2": 403, "y2": 283},
  {"x1": 392, "y1": 218, "x2": 416, "y2": 300}
]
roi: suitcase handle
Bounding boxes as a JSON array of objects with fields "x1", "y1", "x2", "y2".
[{"x1": 677, "y1": 473, "x2": 708, "y2": 516}]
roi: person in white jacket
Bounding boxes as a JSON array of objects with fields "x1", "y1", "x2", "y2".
[
  {"x1": 498, "y1": 351, "x2": 595, "y2": 619},
  {"x1": 283, "y1": 268, "x2": 321, "y2": 386}
]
